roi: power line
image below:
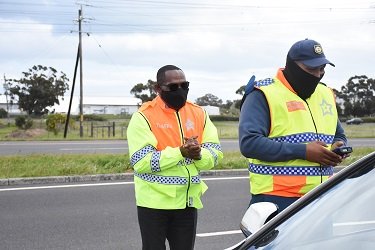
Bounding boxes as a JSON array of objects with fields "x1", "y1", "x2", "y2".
[{"x1": 0, "y1": 1, "x2": 374, "y2": 35}]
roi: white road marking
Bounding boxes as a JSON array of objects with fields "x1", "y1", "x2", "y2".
[
  {"x1": 0, "y1": 142, "x2": 124, "y2": 146},
  {"x1": 0, "y1": 182, "x2": 133, "y2": 192},
  {"x1": 202, "y1": 176, "x2": 248, "y2": 181},
  {"x1": 59, "y1": 148, "x2": 125, "y2": 151},
  {"x1": 197, "y1": 230, "x2": 242, "y2": 237},
  {"x1": 0, "y1": 176, "x2": 247, "y2": 192}
]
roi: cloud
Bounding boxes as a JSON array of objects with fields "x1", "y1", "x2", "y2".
[{"x1": 1, "y1": 0, "x2": 374, "y2": 103}]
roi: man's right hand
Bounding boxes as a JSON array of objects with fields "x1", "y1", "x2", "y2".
[{"x1": 306, "y1": 141, "x2": 342, "y2": 166}]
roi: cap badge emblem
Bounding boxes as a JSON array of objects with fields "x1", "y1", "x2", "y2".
[{"x1": 314, "y1": 45, "x2": 323, "y2": 54}]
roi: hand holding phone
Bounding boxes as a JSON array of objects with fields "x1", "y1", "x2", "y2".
[
  {"x1": 332, "y1": 146, "x2": 353, "y2": 156},
  {"x1": 181, "y1": 136, "x2": 201, "y2": 160}
]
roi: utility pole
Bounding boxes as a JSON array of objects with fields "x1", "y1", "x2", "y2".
[
  {"x1": 65, "y1": 5, "x2": 91, "y2": 138},
  {"x1": 64, "y1": 44, "x2": 80, "y2": 138},
  {"x1": 3, "y1": 74, "x2": 10, "y2": 126},
  {"x1": 78, "y1": 7, "x2": 84, "y2": 137}
]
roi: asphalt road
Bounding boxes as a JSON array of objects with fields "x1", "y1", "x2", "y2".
[
  {"x1": 0, "y1": 176, "x2": 249, "y2": 250},
  {"x1": 0, "y1": 138, "x2": 373, "y2": 155},
  {"x1": 1, "y1": 138, "x2": 371, "y2": 249}
]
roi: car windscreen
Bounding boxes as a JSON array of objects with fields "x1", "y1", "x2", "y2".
[{"x1": 250, "y1": 167, "x2": 375, "y2": 250}]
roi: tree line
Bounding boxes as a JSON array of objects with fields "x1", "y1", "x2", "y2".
[{"x1": 1, "y1": 65, "x2": 374, "y2": 118}]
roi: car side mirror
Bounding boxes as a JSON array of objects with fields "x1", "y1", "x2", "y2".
[{"x1": 240, "y1": 202, "x2": 279, "y2": 237}]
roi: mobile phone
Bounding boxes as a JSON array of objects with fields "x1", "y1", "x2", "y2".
[{"x1": 332, "y1": 146, "x2": 353, "y2": 156}]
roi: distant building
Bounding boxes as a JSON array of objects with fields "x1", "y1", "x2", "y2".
[
  {"x1": 0, "y1": 95, "x2": 24, "y2": 115},
  {"x1": 201, "y1": 105, "x2": 220, "y2": 116},
  {"x1": 54, "y1": 96, "x2": 142, "y2": 115},
  {"x1": 1, "y1": 95, "x2": 142, "y2": 116}
]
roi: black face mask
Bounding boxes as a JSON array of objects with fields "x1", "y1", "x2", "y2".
[
  {"x1": 282, "y1": 57, "x2": 323, "y2": 100},
  {"x1": 160, "y1": 88, "x2": 189, "y2": 111}
]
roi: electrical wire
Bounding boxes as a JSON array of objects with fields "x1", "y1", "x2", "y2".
[{"x1": 0, "y1": 0, "x2": 373, "y2": 34}]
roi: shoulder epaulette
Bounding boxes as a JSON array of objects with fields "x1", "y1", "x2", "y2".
[{"x1": 255, "y1": 78, "x2": 274, "y2": 88}]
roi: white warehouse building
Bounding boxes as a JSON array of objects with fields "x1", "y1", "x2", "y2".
[
  {"x1": 53, "y1": 96, "x2": 142, "y2": 115},
  {"x1": 2, "y1": 96, "x2": 221, "y2": 116},
  {"x1": 1, "y1": 95, "x2": 142, "y2": 115},
  {"x1": 201, "y1": 105, "x2": 220, "y2": 116}
]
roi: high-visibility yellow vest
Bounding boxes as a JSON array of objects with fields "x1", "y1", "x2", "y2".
[
  {"x1": 127, "y1": 96, "x2": 223, "y2": 209},
  {"x1": 248, "y1": 69, "x2": 338, "y2": 197}
]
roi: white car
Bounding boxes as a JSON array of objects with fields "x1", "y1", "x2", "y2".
[
  {"x1": 346, "y1": 118, "x2": 363, "y2": 125},
  {"x1": 227, "y1": 151, "x2": 375, "y2": 250}
]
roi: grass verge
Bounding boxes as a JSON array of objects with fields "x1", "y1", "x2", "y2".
[
  {"x1": 0, "y1": 147, "x2": 373, "y2": 179},
  {"x1": 1, "y1": 121, "x2": 374, "y2": 141}
]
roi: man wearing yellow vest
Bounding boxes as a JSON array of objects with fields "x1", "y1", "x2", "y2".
[
  {"x1": 127, "y1": 65, "x2": 223, "y2": 250},
  {"x1": 239, "y1": 39, "x2": 347, "y2": 212}
]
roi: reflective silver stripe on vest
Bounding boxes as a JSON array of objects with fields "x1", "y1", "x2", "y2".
[
  {"x1": 150, "y1": 151, "x2": 161, "y2": 172},
  {"x1": 271, "y1": 133, "x2": 334, "y2": 145},
  {"x1": 249, "y1": 163, "x2": 333, "y2": 176},
  {"x1": 130, "y1": 145, "x2": 161, "y2": 173},
  {"x1": 202, "y1": 142, "x2": 222, "y2": 165},
  {"x1": 130, "y1": 144, "x2": 155, "y2": 166},
  {"x1": 134, "y1": 172, "x2": 201, "y2": 185}
]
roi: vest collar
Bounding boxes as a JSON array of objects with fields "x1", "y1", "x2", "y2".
[{"x1": 276, "y1": 68, "x2": 297, "y2": 95}]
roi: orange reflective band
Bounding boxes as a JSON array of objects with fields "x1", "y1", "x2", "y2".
[{"x1": 266, "y1": 175, "x2": 306, "y2": 197}]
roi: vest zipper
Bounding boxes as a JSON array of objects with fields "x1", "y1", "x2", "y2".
[
  {"x1": 304, "y1": 101, "x2": 318, "y2": 137},
  {"x1": 176, "y1": 111, "x2": 191, "y2": 207},
  {"x1": 304, "y1": 101, "x2": 323, "y2": 183}
]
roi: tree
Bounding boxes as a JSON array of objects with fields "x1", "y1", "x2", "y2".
[
  {"x1": 7, "y1": 65, "x2": 69, "y2": 116},
  {"x1": 332, "y1": 89, "x2": 344, "y2": 117},
  {"x1": 130, "y1": 80, "x2": 157, "y2": 103},
  {"x1": 338, "y1": 75, "x2": 375, "y2": 117},
  {"x1": 232, "y1": 85, "x2": 246, "y2": 109},
  {"x1": 195, "y1": 93, "x2": 223, "y2": 106},
  {"x1": 235, "y1": 85, "x2": 246, "y2": 96}
]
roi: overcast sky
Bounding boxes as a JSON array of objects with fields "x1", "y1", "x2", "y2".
[{"x1": 1, "y1": 0, "x2": 374, "y2": 105}]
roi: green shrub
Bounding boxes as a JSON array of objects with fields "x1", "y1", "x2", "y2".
[
  {"x1": 15, "y1": 116, "x2": 26, "y2": 128},
  {"x1": 362, "y1": 117, "x2": 375, "y2": 123},
  {"x1": 25, "y1": 119, "x2": 33, "y2": 129},
  {"x1": 83, "y1": 114, "x2": 107, "y2": 121},
  {"x1": 15, "y1": 116, "x2": 33, "y2": 130},
  {"x1": 46, "y1": 113, "x2": 70, "y2": 135},
  {"x1": 0, "y1": 108, "x2": 7, "y2": 118}
]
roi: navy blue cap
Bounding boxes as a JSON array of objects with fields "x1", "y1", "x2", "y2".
[{"x1": 288, "y1": 39, "x2": 335, "y2": 67}]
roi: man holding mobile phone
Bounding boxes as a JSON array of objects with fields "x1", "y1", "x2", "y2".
[{"x1": 239, "y1": 39, "x2": 348, "y2": 212}]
